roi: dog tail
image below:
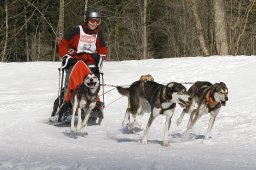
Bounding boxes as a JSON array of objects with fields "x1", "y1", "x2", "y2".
[{"x1": 117, "y1": 86, "x2": 129, "y2": 96}]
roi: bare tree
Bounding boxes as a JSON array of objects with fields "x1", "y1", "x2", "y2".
[
  {"x1": 53, "y1": 0, "x2": 65, "y2": 61},
  {"x1": 84, "y1": 0, "x2": 88, "y2": 12},
  {"x1": 187, "y1": 0, "x2": 210, "y2": 56},
  {"x1": 234, "y1": 0, "x2": 255, "y2": 55},
  {"x1": 213, "y1": 0, "x2": 229, "y2": 55},
  {"x1": 24, "y1": 0, "x2": 56, "y2": 36},
  {"x1": 24, "y1": 6, "x2": 30, "y2": 61},
  {"x1": 1, "y1": 0, "x2": 8, "y2": 62},
  {"x1": 142, "y1": 0, "x2": 148, "y2": 59},
  {"x1": 58, "y1": 0, "x2": 65, "y2": 42}
]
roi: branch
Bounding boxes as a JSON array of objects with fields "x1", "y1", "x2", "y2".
[
  {"x1": 235, "y1": 0, "x2": 255, "y2": 55},
  {"x1": 23, "y1": 0, "x2": 56, "y2": 36}
]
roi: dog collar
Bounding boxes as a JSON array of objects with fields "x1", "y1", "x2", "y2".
[{"x1": 160, "y1": 103, "x2": 176, "y2": 114}]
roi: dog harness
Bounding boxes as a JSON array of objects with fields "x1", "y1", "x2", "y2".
[
  {"x1": 160, "y1": 103, "x2": 176, "y2": 114},
  {"x1": 158, "y1": 86, "x2": 175, "y2": 114},
  {"x1": 205, "y1": 90, "x2": 221, "y2": 111}
]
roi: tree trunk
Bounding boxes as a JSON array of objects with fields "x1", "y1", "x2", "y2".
[
  {"x1": 142, "y1": 0, "x2": 148, "y2": 59},
  {"x1": 53, "y1": 0, "x2": 65, "y2": 61},
  {"x1": 58, "y1": 0, "x2": 64, "y2": 42},
  {"x1": 84, "y1": 0, "x2": 88, "y2": 12},
  {"x1": 213, "y1": 0, "x2": 229, "y2": 55},
  {"x1": 187, "y1": 0, "x2": 210, "y2": 56},
  {"x1": 37, "y1": 30, "x2": 41, "y2": 61},
  {"x1": 234, "y1": 0, "x2": 255, "y2": 55},
  {"x1": 2, "y1": 0, "x2": 8, "y2": 62},
  {"x1": 25, "y1": 6, "x2": 30, "y2": 61}
]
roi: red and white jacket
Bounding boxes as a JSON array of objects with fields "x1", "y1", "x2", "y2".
[{"x1": 58, "y1": 22, "x2": 108, "y2": 65}]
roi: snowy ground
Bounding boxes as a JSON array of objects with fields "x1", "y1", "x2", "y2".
[{"x1": 0, "y1": 56, "x2": 256, "y2": 170}]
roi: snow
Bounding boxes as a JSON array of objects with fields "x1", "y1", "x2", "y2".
[{"x1": 0, "y1": 56, "x2": 256, "y2": 170}]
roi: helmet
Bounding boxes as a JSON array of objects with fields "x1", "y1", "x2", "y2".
[{"x1": 84, "y1": 7, "x2": 102, "y2": 20}]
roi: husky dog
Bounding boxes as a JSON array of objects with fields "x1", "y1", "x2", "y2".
[
  {"x1": 117, "y1": 74, "x2": 154, "y2": 131},
  {"x1": 117, "y1": 81, "x2": 191, "y2": 146},
  {"x1": 70, "y1": 73, "x2": 100, "y2": 133},
  {"x1": 176, "y1": 81, "x2": 228, "y2": 139}
]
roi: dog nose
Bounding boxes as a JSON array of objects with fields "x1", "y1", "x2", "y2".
[{"x1": 225, "y1": 96, "x2": 228, "y2": 101}]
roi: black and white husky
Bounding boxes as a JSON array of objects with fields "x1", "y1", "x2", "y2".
[
  {"x1": 117, "y1": 81, "x2": 191, "y2": 146},
  {"x1": 70, "y1": 73, "x2": 100, "y2": 133},
  {"x1": 176, "y1": 81, "x2": 228, "y2": 139}
]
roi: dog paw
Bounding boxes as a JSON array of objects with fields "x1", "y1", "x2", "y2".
[
  {"x1": 204, "y1": 134, "x2": 211, "y2": 139},
  {"x1": 122, "y1": 121, "x2": 128, "y2": 128},
  {"x1": 81, "y1": 128, "x2": 88, "y2": 136},
  {"x1": 138, "y1": 122, "x2": 142, "y2": 128},
  {"x1": 183, "y1": 129, "x2": 192, "y2": 135},
  {"x1": 49, "y1": 116, "x2": 58, "y2": 122},
  {"x1": 70, "y1": 127, "x2": 77, "y2": 132},
  {"x1": 162, "y1": 141, "x2": 170, "y2": 147},
  {"x1": 141, "y1": 138, "x2": 148, "y2": 145},
  {"x1": 203, "y1": 138, "x2": 213, "y2": 145},
  {"x1": 176, "y1": 119, "x2": 182, "y2": 126},
  {"x1": 83, "y1": 131, "x2": 88, "y2": 136},
  {"x1": 127, "y1": 123, "x2": 133, "y2": 130},
  {"x1": 128, "y1": 121, "x2": 140, "y2": 130},
  {"x1": 77, "y1": 125, "x2": 83, "y2": 131}
]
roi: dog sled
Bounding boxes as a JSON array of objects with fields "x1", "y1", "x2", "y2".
[{"x1": 49, "y1": 54, "x2": 105, "y2": 126}]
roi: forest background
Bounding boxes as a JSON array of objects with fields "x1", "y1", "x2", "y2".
[{"x1": 0, "y1": 0, "x2": 255, "y2": 62}]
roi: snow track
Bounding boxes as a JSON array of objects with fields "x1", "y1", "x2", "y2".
[{"x1": 0, "y1": 56, "x2": 256, "y2": 169}]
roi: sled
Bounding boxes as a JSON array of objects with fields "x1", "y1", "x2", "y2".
[
  {"x1": 49, "y1": 107, "x2": 103, "y2": 127},
  {"x1": 50, "y1": 58, "x2": 105, "y2": 126}
]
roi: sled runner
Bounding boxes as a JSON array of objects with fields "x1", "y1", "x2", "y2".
[{"x1": 49, "y1": 56, "x2": 105, "y2": 126}]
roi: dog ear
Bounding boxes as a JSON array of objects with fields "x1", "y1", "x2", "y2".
[
  {"x1": 83, "y1": 73, "x2": 91, "y2": 80},
  {"x1": 167, "y1": 82, "x2": 174, "y2": 88},
  {"x1": 220, "y1": 82, "x2": 226, "y2": 87},
  {"x1": 163, "y1": 87, "x2": 173, "y2": 100},
  {"x1": 220, "y1": 82, "x2": 228, "y2": 93},
  {"x1": 211, "y1": 84, "x2": 217, "y2": 93}
]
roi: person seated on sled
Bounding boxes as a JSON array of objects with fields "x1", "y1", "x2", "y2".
[{"x1": 50, "y1": 7, "x2": 108, "y2": 123}]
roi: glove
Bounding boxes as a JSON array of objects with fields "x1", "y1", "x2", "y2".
[
  {"x1": 91, "y1": 53, "x2": 100, "y2": 63},
  {"x1": 91, "y1": 53, "x2": 103, "y2": 73},
  {"x1": 98, "y1": 55, "x2": 103, "y2": 73},
  {"x1": 61, "y1": 54, "x2": 76, "y2": 69}
]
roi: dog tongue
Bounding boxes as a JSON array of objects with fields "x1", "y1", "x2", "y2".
[{"x1": 89, "y1": 84, "x2": 95, "y2": 88}]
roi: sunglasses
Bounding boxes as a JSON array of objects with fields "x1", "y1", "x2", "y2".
[{"x1": 88, "y1": 18, "x2": 101, "y2": 25}]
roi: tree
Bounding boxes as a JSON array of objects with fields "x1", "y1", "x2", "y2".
[
  {"x1": 187, "y1": 0, "x2": 210, "y2": 56},
  {"x1": 53, "y1": 0, "x2": 64, "y2": 61},
  {"x1": 142, "y1": 0, "x2": 148, "y2": 59},
  {"x1": 1, "y1": 0, "x2": 8, "y2": 62},
  {"x1": 213, "y1": 0, "x2": 229, "y2": 55}
]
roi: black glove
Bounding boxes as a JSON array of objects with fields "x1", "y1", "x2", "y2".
[
  {"x1": 91, "y1": 53, "x2": 100, "y2": 63},
  {"x1": 61, "y1": 54, "x2": 76, "y2": 69},
  {"x1": 91, "y1": 53, "x2": 103, "y2": 73}
]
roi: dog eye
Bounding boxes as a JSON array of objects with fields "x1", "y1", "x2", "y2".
[{"x1": 177, "y1": 91, "x2": 184, "y2": 95}]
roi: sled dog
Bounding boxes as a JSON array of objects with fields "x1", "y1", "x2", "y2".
[
  {"x1": 117, "y1": 81, "x2": 191, "y2": 146},
  {"x1": 70, "y1": 73, "x2": 100, "y2": 133},
  {"x1": 176, "y1": 81, "x2": 228, "y2": 139},
  {"x1": 117, "y1": 74, "x2": 154, "y2": 131}
]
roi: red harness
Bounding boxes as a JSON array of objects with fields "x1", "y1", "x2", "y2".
[{"x1": 206, "y1": 90, "x2": 218, "y2": 107}]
